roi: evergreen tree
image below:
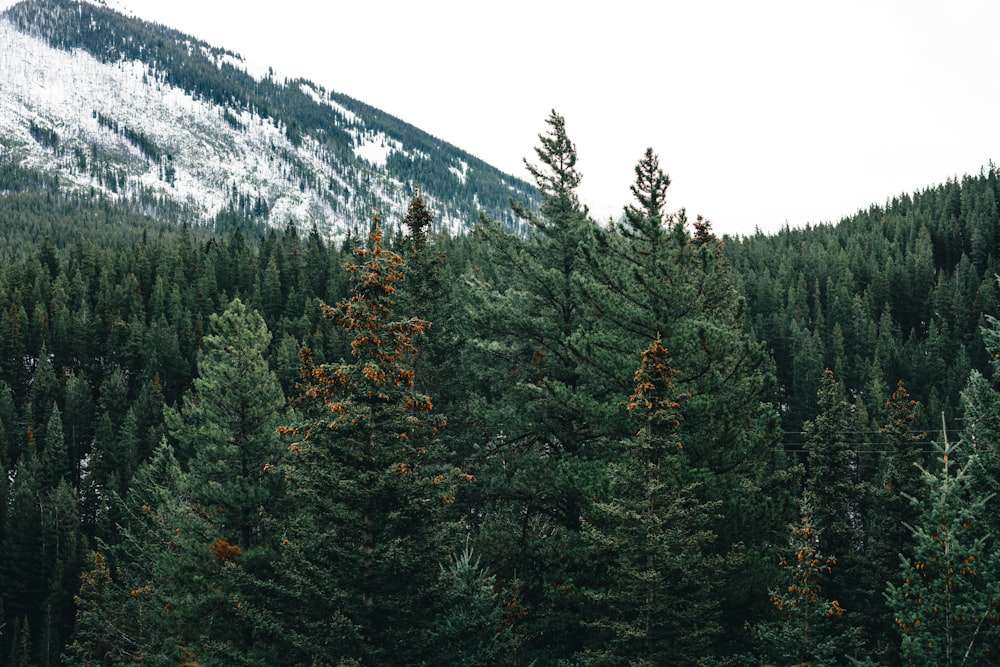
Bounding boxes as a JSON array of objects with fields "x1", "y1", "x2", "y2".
[
  {"x1": 397, "y1": 189, "x2": 449, "y2": 401},
  {"x1": 754, "y1": 500, "x2": 854, "y2": 666},
  {"x1": 27, "y1": 347, "x2": 60, "y2": 449},
  {"x1": 803, "y1": 369, "x2": 864, "y2": 616},
  {"x1": 962, "y1": 311, "x2": 1000, "y2": 534},
  {"x1": 69, "y1": 439, "x2": 259, "y2": 666},
  {"x1": 0, "y1": 301, "x2": 30, "y2": 409},
  {"x1": 40, "y1": 406, "x2": 68, "y2": 489},
  {"x1": 39, "y1": 478, "x2": 84, "y2": 667},
  {"x1": 579, "y1": 339, "x2": 722, "y2": 666},
  {"x1": 0, "y1": 451, "x2": 44, "y2": 663},
  {"x1": 259, "y1": 223, "x2": 459, "y2": 665},
  {"x1": 402, "y1": 187, "x2": 433, "y2": 255},
  {"x1": 165, "y1": 297, "x2": 286, "y2": 550},
  {"x1": 420, "y1": 540, "x2": 514, "y2": 666},
  {"x1": 868, "y1": 380, "x2": 927, "y2": 665},
  {"x1": 68, "y1": 441, "x2": 188, "y2": 664},
  {"x1": 62, "y1": 372, "x2": 94, "y2": 490},
  {"x1": 0, "y1": 379, "x2": 19, "y2": 465},
  {"x1": 885, "y1": 422, "x2": 1000, "y2": 666},
  {"x1": 466, "y1": 111, "x2": 605, "y2": 663},
  {"x1": 64, "y1": 551, "x2": 114, "y2": 665},
  {"x1": 579, "y1": 147, "x2": 783, "y2": 651}
]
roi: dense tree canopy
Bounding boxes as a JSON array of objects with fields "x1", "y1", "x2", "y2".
[{"x1": 2, "y1": 112, "x2": 1000, "y2": 665}]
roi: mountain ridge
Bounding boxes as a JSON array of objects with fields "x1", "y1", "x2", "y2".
[{"x1": 0, "y1": 0, "x2": 537, "y2": 240}]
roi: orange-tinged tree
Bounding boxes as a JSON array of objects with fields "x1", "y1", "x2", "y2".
[
  {"x1": 867, "y1": 380, "x2": 927, "y2": 663},
  {"x1": 579, "y1": 339, "x2": 722, "y2": 667},
  {"x1": 263, "y1": 222, "x2": 464, "y2": 665},
  {"x1": 753, "y1": 498, "x2": 862, "y2": 666}
]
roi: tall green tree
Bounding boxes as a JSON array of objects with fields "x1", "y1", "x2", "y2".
[
  {"x1": 962, "y1": 311, "x2": 1000, "y2": 534},
  {"x1": 579, "y1": 338, "x2": 722, "y2": 666},
  {"x1": 803, "y1": 370, "x2": 864, "y2": 611},
  {"x1": 397, "y1": 189, "x2": 451, "y2": 403},
  {"x1": 466, "y1": 111, "x2": 606, "y2": 664},
  {"x1": 867, "y1": 380, "x2": 927, "y2": 665},
  {"x1": 62, "y1": 372, "x2": 94, "y2": 490},
  {"x1": 754, "y1": 500, "x2": 853, "y2": 667},
  {"x1": 165, "y1": 297, "x2": 286, "y2": 550},
  {"x1": 70, "y1": 301, "x2": 288, "y2": 665},
  {"x1": 402, "y1": 187, "x2": 434, "y2": 256},
  {"x1": 1, "y1": 449, "x2": 44, "y2": 663},
  {"x1": 67, "y1": 441, "x2": 228, "y2": 666},
  {"x1": 471, "y1": 109, "x2": 602, "y2": 451},
  {"x1": 579, "y1": 147, "x2": 784, "y2": 651},
  {"x1": 258, "y1": 224, "x2": 460, "y2": 665},
  {"x1": 885, "y1": 423, "x2": 1000, "y2": 666}
]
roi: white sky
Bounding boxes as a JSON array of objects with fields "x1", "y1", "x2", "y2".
[{"x1": 4, "y1": 0, "x2": 1000, "y2": 237}]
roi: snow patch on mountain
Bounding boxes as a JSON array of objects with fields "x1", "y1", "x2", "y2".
[
  {"x1": 0, "y1": 15, "x2": 420, "y2": 241},
  {"x1": 352, "y1": 131, "x2": 396, "y2": 168},
  {"x1": 450, "y1": 159, "x2": 468, "y2": 185},
  {"x1": 0, "y1": 1, "x2": 538, "y2": 240}
]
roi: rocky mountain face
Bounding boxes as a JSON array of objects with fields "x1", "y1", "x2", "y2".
[{"x1": 0, "y1": 0, "x2": 536, "y2": 241}]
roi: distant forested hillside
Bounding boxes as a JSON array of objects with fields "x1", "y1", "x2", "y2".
[{"x1": 729, "y1": 166, "x2": 1000, "y2": 435}]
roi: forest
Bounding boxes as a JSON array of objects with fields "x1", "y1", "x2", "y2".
[{"x1": 2, "y1": 109, "x2": 1000, "y2": 666}]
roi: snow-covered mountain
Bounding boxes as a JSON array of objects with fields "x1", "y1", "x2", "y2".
[{"x1": 0, "y1": 0, "x2": 536, "y2": 241}]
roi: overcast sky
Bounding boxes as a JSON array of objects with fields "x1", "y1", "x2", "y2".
[{"x1": 5, "y1": 0, "x2": 1000, "y2": 237}]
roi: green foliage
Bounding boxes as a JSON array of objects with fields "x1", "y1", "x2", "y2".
[
  {"x1": 729, "y1": 167, "x2": 1000, "y2": 435},
  {"x1": 961, "y1": 311, "x2": 1000, "y2": 533},
  {"x1": 166, "y1": 297, "x2": 286, "y2": 549},
  {"x1": 258, "y1": 223, "x2": 461, "y2": 665},
  {"x1": 463, "y1": 111, "x2": 609, "y2": 664},
  {"x1": 754, "y1": 501, "x2": 859, "y2": 666},
  {"x1": 3, "y1": 103, "x2": 1000, "y2": 665},
  {"x1": 421, "y1": 540, "x2": 514, "y2": 666},
  {"x1": 578, "y1": 147, "x2": 784, "y2": 656},
  {"x1": 578, "y1": 339, "x2": 723, "y2": 666},
  {"x1": 885, "y1": 423, "x2": 1000, "y2": 666},
  {"x1": 803, "y1": 370, "x2": 863, "y2": 590},
  {"x1": 862, "y1": 380, "x2": 929, "y2": 663}
]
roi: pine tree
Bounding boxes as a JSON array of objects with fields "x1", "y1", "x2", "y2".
[
  {"x1": 579, "y1": 338, "x2": 722, "y2": 666},
  {"x1": 39, "y1": 406, "x2": 68, "y2": 489},
  {"x1": 885, "y1": 421, "x2": 1000, "y2": 666},
  {"x1": 64, "y1": 551, "x2": 114, "y2": 665},
  {"x1": 420, "y1": 540, "x2": 514, "y2": 666},
  {"x1": 27, "y1": 347, "x2": 60, "y2": 449},
  {"x1": 962, "y1": 311, "x2": 1000, "y2": 535},
  {"x1": 401, "y1": 187, "x2": 433, "y2": 256},
  {"x1": 165, "y1": 297, "x2": 286, "y2": 551},
  {"x1": 260, "y1": 223, "x2": 460, "y2": 665},
  {"x1": 803, "y1": 369, "x2": 863, "y2": 613},
  {"x1": 868, "y1": 380, "x2": 927, "y2": 664},
  {"x1": 68, "y1": 441, "x2": 186, "y2": 664},
  {"x1": 754, "y1": 500, "x2": 854, "y2": 666},
  {"x1": 577, "y1": 147, "x2": 783, "y2": 653},
  {"x1": 62, "y1": 371, "x2": 94, "y2": 490},
  {"x1": 582, "y1": 147, "x2": 777, "y2": 477},
  {"x1": 397, "y1": 189, "x2": 449, "y2": 401},
  {"x1": 39, "y1": 478, "x2": 84, "y2": 666},
  {"x1": 0, "y1": 451, "x2": 44, "y2": 663},
  {"x1": 466, "y1": 111, "x2": 605, "y2": 663},
  {"x1": 69, "y1": 440, "x2": 260, "y2": 665}
]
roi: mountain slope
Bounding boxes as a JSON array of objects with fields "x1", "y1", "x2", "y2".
[{"x1": 0, "y1": 0, "x2": 536, "y2": 240}]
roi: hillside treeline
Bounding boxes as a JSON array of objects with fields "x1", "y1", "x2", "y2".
[
  {"x1": 2, "y1": 112, "x2": 1000, "y2": 665},
  {"x1": 728, "y1": 167, "x2": 1000, "y2": 435}
]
